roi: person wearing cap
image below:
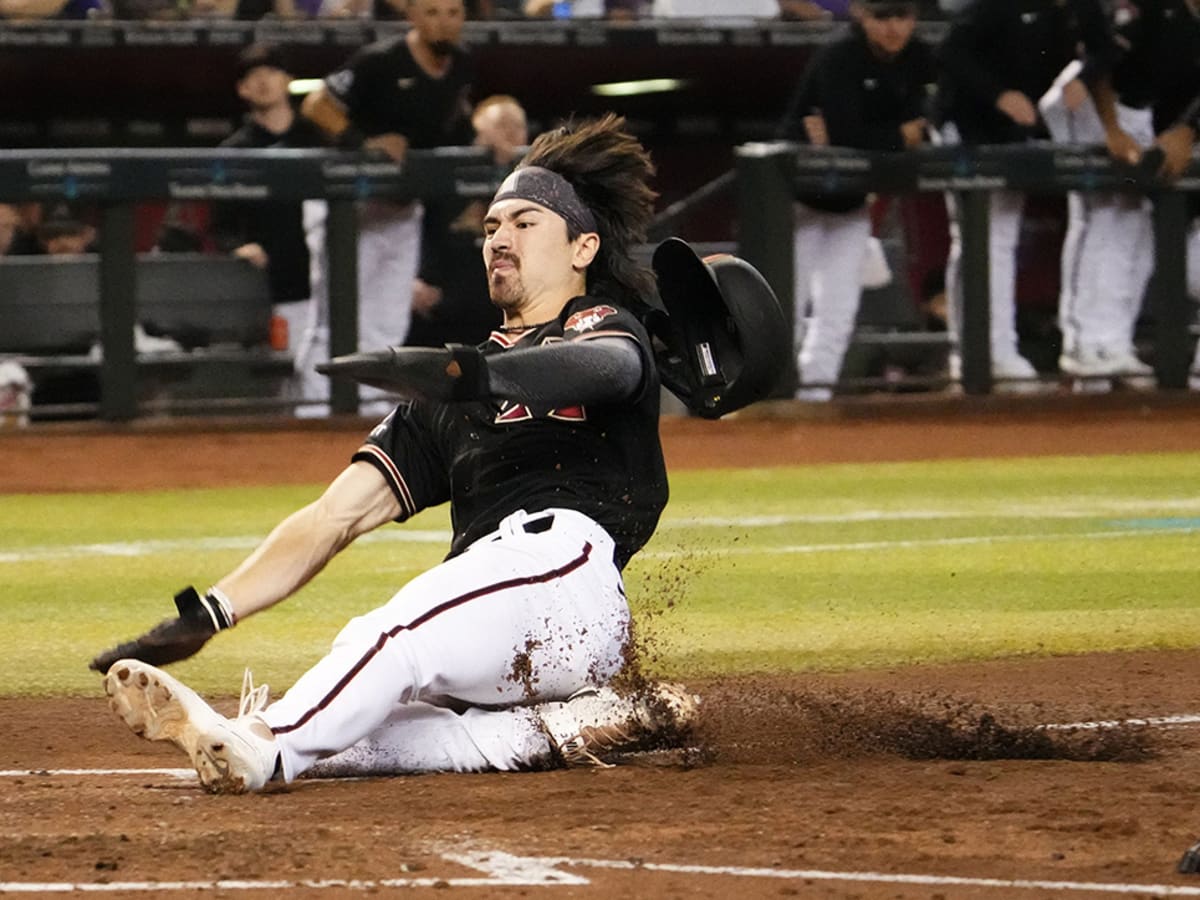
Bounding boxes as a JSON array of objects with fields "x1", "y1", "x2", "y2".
[
  {"x1": 210, "y1": 43, "x2": 330, "y2": 415},
  {"x1": 777, "y1": 0, "x2": 937, "y2": 401},
  {"x1": 1038, "y1": 0, "x2": 1200, "y2": 390},
  {"x1": 35, "y1": 203, "x2": 96, "y2": 255},
  {"x1": 301, "y1": 0, "x2": 475, "y2": 417},
  {"x1": 92, "y1": 114, "x2": 701, "y2": 792},
  {"x1": 934, "y1": 0, "x2": 1116, "y2": 392}
]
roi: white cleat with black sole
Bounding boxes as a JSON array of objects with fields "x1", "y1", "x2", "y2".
[{"x1": 103, "y1": 659, "x2": 279, "y2": 794}]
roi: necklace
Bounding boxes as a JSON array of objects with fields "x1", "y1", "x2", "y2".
[{"x1": 497, "y1": 321, "x2": 554, "y2": 333}]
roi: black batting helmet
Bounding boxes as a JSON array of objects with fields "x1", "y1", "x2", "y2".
[{"x1": 650, "y1": 237, "x2": 790, "y2": 419}]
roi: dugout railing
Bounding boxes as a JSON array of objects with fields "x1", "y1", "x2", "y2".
[
  {"x1": 735, "y1": 141, "x2": 1198, "y2": 396},
  {"x1": 0, "y1": 145, "x2": 508, "y2": 420},
  {"x1": 0, "y1": 143, "x2": 1196, "y2": 420}
]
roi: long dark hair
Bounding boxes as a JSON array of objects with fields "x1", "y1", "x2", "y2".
[{"x1": 518, "y1": 113, "x2": 658, "y2": 306}]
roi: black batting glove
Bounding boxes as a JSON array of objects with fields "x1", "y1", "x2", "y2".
[{"x1": 88, "y1": 586, "x2": 235, "y2": 674}]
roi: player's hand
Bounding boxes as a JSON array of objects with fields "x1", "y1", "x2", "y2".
[
  {"x1": 1154, "y1": 125, "x2": 1197, "y2": 181},
  {"x1": 1062, "y1": 78, "x2": 1089, "y2": 112},
  {"x1": 318, "y1": 345, "x2": 489, "y2": 402},
  {"x1": 1105, "y1": 127, "x2": 1142, "y2": 166},
  {"x1": 411, "y1": 278, "x2": 444, "y2": 319},
  {"x1": 89, "y1": 587, "x2": 234, "y2": 674},
  {"x1": 995, "y1": 91, "x2": 1038, "y2": 128},
  {"x1": 900, "y1": 117, "x2": 928, "y2": 149},
  {"x1": 234, "y1": 243, "x2": 269, "y2": 269},
  {"x1": 363, "y1": 133, "x2": 408, "y2": 163}
]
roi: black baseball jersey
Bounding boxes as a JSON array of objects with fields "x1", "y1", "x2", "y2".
[
  {"x1": 324, "y1": 36, "x2": 475, "y2": 148},
  {"x1": 937, "y1": 0, "x2": 1116, "y2": 144},
  {"x1": 1093, "y1": 0, "x2": 1200, "y2": 118},
  {"x1": 777, "y1": 25, "x2": 937, "y2": 212},
  {"x1": 353, "y1": 296, "x2": 668, "y2": 571},
  {"x1": 212, "y1": 113, "x2": 328, "y2": 303}
]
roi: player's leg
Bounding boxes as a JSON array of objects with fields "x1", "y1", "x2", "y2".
[
  {"x1": 985, "y1": 189, "x2": 1037, "y2": 384},
  {"x1": 791, "y1": 203, "x2": 823, "y2": 399},
  {"x1": 295, "y1": 198, "x2": 331, "y2": 418},
  {"x1": 356, "y1": 203, "x2": 423, "y2": 417},
  {"x1": 795, "y1": 207, "x2": 872, "y2": 399},
  {"x1": 261, "y1": 508, "x2": 630, "y2": 781},
  {"x1": 305, "y1": 700, "x2": 552, "y2": 776}
]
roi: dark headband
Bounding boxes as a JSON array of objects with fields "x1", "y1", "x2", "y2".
[{"x1": 490, "y1": 166, "x2": 598, "y2": 235}]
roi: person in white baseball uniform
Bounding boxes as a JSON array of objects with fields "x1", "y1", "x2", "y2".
[
  {"x1": 777, "y1": 0, "x2": 936, "y2": 401},
  {"x1": 935, "y1": 0, "x2": 1115, "y2": 391},
  {"x1": 1039, "y1": 0, "x2": 1200, "y2": 389},
  {"x1": 301, "y1": 0, "x2": 475, "y2": 417},
  {"x1": 92, "y1": 115, "x2": 699, "y2": 793}
]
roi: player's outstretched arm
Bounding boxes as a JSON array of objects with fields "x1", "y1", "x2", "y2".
[
  {"x1": 89, "y1": 462, "x2": 400, "y2": 674},
  {"x1": 318, "y1": 337, "x2": 644, "y2": 411}
]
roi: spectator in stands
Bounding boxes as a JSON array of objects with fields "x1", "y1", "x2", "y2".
[
  {"x1": 301, "y1": 0, "x2": 475, "y2": 416},
  {"x1": 777, "y1": 0, "x2": 937, "y2": 401},
  {"x1": 1039, "y1": 0, "x2": 1199, "y2": 390},
  {"x1": 934, "y1": 0, "x2": 1115, "y2": 391},
  {"x1": 523, "y1": 0, "x2": 641, "y2": 15},
  {"x1": 407, "y1": 94, "x2": 527, "y2": 348},
  {"x1": 649, "y1": 0, "x2": 779, "y2": 14},
  {"x1": 211, "y1": 43, "x2": 330, "y2": 415},
  {"x1": 0, "y1": 0, "x2": 104, "y2": 18},
  {"x1": 780, "y1": 0, "x2": 850, "y2": 19}
]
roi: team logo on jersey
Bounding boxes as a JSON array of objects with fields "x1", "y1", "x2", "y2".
[
  {"x1": 564, "y1": 305, "x2": 619, "y2": 333},
  {"x1": 1020, "y1": 10, "x2": 1039, "y2": 23},
  {"x1": 494, "y1": 401, "x2": 587, "y2": 424},
  {"x1": 863, "y1": 78, "x2": 878, "y2": 91},
  {"x1": 396, "y1": 77, "x2": 416, "y2": 90}
]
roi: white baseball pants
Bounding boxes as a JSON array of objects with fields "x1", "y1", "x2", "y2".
[
  {"x1": 938, "y1": 122, "x2": 1033, "y2": 374},
  {"x1": 299, "y1": 199, "x2": 423, "y2": 417},
  {"x1": 792, "y1": 202, "x2": 872, "y2": 396},
  {"x1": 261, "y1": 508, "x2": 630, "y2": 780},
  {"x1": 1039, "y1": 64, "x2": 1157, "y2": 358}
]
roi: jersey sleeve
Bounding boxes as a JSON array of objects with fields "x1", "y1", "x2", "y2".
[
  {"x1": 324, "y1": 45, "x2": 388, "y2": 132},
  {"x1": 560, "y1": 301, "x2": 656, "y2": 403},
  {"x1": 351, "y1": 401, "x2": 451, "y2": 521}
]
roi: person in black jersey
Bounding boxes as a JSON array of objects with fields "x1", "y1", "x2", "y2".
[
  {"x1": 301, "y1": 0, "x2": 476, "y2": 415},
  {"x1": 93, "y1": 115, "x2": 699, "y2": 793},
  {"x1": 210, "y1": 43, "x2": 330, "y2": 413},
  {"x1": 1039, "y1": 0, "x2": 1200, "y2": 387},
  {"x1": 777, "y1": 0, "x2": 937, "y2": 401},
  {"x1": 935, "y1": 0, "x2": 1116, "y2": 390},
  {"x1": 406, "y1": 94, "x2": 529, "y2": 349}
]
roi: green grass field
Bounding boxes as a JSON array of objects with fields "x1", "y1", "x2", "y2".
[{"x1": 4, "y1": 451, "x2": 1199, "y2": 697}]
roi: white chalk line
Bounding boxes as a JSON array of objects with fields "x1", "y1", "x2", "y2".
[
  {"x1": 1042, "y1": 713, "x2": 1200, "y2": 731},
  {"x1": 5, "y1": 500, "x2": 1200, "y2": 564},
  {"x1": 639, "y1": 524, "x2": 1200, "y2": 559},
  {"x1": 5, "y1": 848, "x2": 1200, "y2": 895}
]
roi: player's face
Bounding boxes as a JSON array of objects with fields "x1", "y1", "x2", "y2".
[
  {"x1": 236, "y1": 66, "x2": 291, "y2": 111},
  {"x1": 472, "y1": 103, "x2": 529, "y2": 166},
  {"x1": 408, "y1": 0, "x2": 465, "y2": 53},
  {"x1": 482, "y1": 199, "x2": 594, "y2": 312},
  {"x1": 859, "y1": 7, "x2": 917, "y2": 58}
]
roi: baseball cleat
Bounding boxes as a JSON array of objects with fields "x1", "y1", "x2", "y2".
[
  {"x1": 537, "y1": 681, "x2": 700, "y2": 767},
  {"x1": 103, "y1": 659, "x2": 278, "y2": 794}
]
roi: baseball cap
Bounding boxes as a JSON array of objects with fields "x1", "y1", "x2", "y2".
[
  {"x1": 857, "y1": 0, "x2": 918, "y2": 15},
  {"x1": 235, "y1": 43, "x2": 290, "y2": 81}
]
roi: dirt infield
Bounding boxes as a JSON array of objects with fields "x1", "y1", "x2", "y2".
[{"x1": 5, "y1": 402, "x2": 1200, "y2": 897}]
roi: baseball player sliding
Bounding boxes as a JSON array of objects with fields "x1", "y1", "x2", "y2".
[{"x1": 90, "y1": 115, "x2": 789, "y2": 793}]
